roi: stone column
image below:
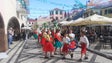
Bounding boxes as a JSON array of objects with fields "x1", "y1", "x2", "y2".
[{"x1": 0, "y1": 28, "x2": 8, "y2": 52}]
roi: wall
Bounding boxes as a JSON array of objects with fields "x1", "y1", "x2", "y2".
[{"x1": 0, "y1": 0, "x2": 27, "y2": 51}]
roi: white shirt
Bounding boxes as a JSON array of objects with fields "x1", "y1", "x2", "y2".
[
  {"x1": 69, "y1": 33, "x2": 75, "y2": 39},
  {"x1": 8, "y1": 29, "x2": 14, "y2": 36},
  {"x1": 79, "y1": 35, "x2": 89, "y2": 48},
  {"x1": 62, "y1": 37, "x2": 70, "y2": 44}
]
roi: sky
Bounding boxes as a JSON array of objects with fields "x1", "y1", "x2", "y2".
[{"x1": 28, "y1": 0, "x2": 109, "y2": 19}]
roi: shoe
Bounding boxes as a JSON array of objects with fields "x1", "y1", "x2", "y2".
[
  {"x1": 70, "y1": 54, "x2": 73, "y2": 59},
  {"x1": 50, "y1": 55, "x2": 54, "y2": 57},
  {"x1": 62, "y1": 57, "x2": 66, "y2": 59},
  {"x1": 84, "y1": 57, "x2": 88, "y2": 60},
  {"x1": 44, "y1": 56, "x2": 49, "y2": 59},
  {"x1": 78, "y1": 59, "x2": 82, "y2": 62},
  {"x1": 54, "y1": 53, "x2": 57, "y2": 55},
  {"x1": 60, "y1": 53, "x2": 63, "y2": 56}
]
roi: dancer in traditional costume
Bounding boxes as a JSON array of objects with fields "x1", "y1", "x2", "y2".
[
  {"x1": 54, "y1": 29, "x2": 62, "y2": 55},
  {"x1": 43, "y1": 30, "x2": 54, "y2": 58},
  {"x1": 78, "y1": 31, "x2": 89, "y2": 62},
  {"x1": 33, "y1": 30, "x2": 38, "y2": 39},
  {"x1": 68, "y1": 30, "x2": 76, "y2": 59},
  {"x1": 40, "y1": 30, "x2": 46, "y2": 46},
  {"x1": 62, "y1": 33, "x2": 70, "y2": 59}
]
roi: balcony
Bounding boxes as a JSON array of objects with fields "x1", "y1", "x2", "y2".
[{"x1": 16, "y1": 1, "x2": 27, "y2": 14}]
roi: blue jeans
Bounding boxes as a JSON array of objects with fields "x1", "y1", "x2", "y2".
[{"x1": 8, "y1": 35, "x2": 13, "y2": 48}]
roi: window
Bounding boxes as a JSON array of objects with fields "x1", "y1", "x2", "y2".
[
  {"x1": 50, "y1": 11, "x2": 53, "y2": 15},
  {"x1": 56, "y1": 11, "x2": 58, "y2": 14},
  {"x1": 100, "y1": 10, "x2": 102, "y2": 15},
  {"x1": 60, "y1": 11, "x2": 62, "y2": 15},
  {"x1": 108, "y1": 8, "x2": 112, "y2": 14},
  {"x1": 105, "y1": 10, "x2": 107, "y2": 14}
]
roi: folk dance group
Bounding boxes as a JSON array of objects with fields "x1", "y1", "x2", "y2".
[{"x1": 38, "y1": 29, "x2": 89, "y2": 62}]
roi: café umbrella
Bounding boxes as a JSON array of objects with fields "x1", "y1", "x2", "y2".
[
  {"x1": 72, "y1": 14, "x2": 112, "y2": 26},
  {"x1": 68, "y1": 18, "x2": 85, "y2": 26}
]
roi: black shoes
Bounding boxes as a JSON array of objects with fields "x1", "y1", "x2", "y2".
[
  {"x1": 44, "y1": 56, "x2": 49, "y2": 59},
  {"x1": 78, "y1": 59, "x2": 82, "y2": 62},
  {"x1": 62, "y1": 57, "x2": 66, "y2": 59},
  {"x1": 84, "y1": 57, "x2": 88, "y2": 60},
  {"x1": 54, "y1": 53, "x2": 57, "y2": 55},
  {"x1": 70, "y1": 54, "x2": 73, "y2": 59},
  {"x1": 50, "y1": 55, "x2": 54, "y2": 57},
  {"x1": 78, "y1": 57, "x2": 88, "y2": 62}
]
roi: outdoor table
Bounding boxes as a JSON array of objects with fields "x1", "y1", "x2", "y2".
[{"x1": 103, "y1": 36, "x2": 112, "y2": 49}]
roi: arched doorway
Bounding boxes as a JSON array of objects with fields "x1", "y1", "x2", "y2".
[
  {"x1": 7, "y1": 17, "x2": 20, "y2": 41},
  {"x1": 0, "y1": 13, "x2": 6, "y2": 52}
]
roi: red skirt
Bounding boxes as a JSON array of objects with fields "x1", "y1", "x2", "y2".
[
  {"x1": 40, "y1": 37, "x2": 46, "y2": 46},
  {"x1": 69, "y1": 41, "x2": 76, "y2": 49},
  {"x1": 43, "y1": 42, "x2": 54, "y2": 52},
  {"x1": 81, "y1": 43, "x2": 87, "y2": 54},
  {"x1": 62, "y1": 43, "x2": 69, "y2": 53},
  {"x1": 38, "y1": 34, "x2": 42, "y2": 43}
]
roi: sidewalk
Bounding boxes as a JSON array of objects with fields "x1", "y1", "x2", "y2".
[
  {"x1": 0, "y1": 41, "x2": 20, "y2": 59},
  {"x1": 0, "y1": 40, "x2": 25, "y2": 63}
]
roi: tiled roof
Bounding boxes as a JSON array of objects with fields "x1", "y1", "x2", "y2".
[
  {"x1": 28, "y1": 19, "x2": 37, "y2": 22},
  {"x1": 51, "y1": 8, "x2": 62, "y2": 11}
]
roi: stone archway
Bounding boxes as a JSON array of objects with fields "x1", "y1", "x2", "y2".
[
  {"x1": 0, "y1": 13, "x2": 6, "y2": 52},
  {"x1": 7, "y1": 17, "x2": 20, "y2": 41}
]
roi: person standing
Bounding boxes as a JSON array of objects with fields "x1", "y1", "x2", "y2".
[
  {"x1": 43, "y1": 30, "x2": 54, "y2": 58},
  {"x1": 78, "y1": 31, "x2": 89, "y2": 62},
  {"x1": 8, "y1": 28, "x2": 14, "y2": 48},
  {"x1": 21, "y1": 29, "x2": 26, "y2": 40},
  {"x1": 68, "y1": 30, "x2": 76, "y2": 59},
  {"x1": 33, "y1": 30, "x2": 38, "y2": 39},
  {"x1": 54, "y1": 29, "x2": 62, "y2": 55},
  {"x1": 62, "y1": 33, "x2": 70, "y2": 59},
  {"x1": 40, "y1": 30, "x2": 46, "y2": 46}
]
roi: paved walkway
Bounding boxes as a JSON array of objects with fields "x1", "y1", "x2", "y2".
[
  {"x1": 15, "y1": 39, "x2": 112, "y2": 63},
  {"x1": 0, "y1": 39, "x2": 112, "y2": 63}
]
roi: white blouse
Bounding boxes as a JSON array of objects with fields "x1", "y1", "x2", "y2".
[
  {"x1": 79, "y1": 35, "x2": 89, "y2": 47},
  {"x1": 62, "y1": 37, "x2": 70, "y2": 44},
  {"x1": 69, "y1": 33, "x2": 75, "y2": 39}
]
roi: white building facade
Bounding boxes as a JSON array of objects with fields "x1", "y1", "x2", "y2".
[{"x1": 0, "y1": 0, "x2": 29, "y2": 52}]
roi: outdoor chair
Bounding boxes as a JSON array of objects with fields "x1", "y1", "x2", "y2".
[{"x1": 100, "y1": 35, "x2": 111, "y2": 48}]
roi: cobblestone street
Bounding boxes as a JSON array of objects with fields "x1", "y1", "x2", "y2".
[{"x1": 15, "y1": 39, "x2": 112, "y2": 63}]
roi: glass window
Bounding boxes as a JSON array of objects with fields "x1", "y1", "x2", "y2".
[
  {"x1": 60, "y1": 11, "x2": 62, "y2": 14},
  {"x1": 105, "y1": 10, "x2": 107, "y2": 14},
  {"x1": 108, "y1": 9, "x2": 112, "y2": 14},
  {"x1": 50, "y1": 11, "x2": 53, "y2": 15},
  {"x1": 56, "y1": 11, "x2": 58, "y2": 14},
  {"x1": 100, "y1": 10, "x2": 102, "y2": 15}
]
